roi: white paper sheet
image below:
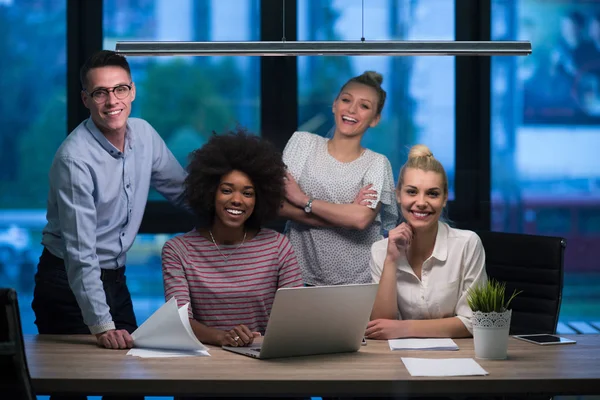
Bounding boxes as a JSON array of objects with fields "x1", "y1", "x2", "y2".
[
  {"x1": 129, "y1": 297, "x2": 209, "y2": 357},
  {"x1": 401, "y1": 357, "x2": 489, "y2": 376},
  {"x1": 388, "y1": 338, "x2": 459, "y2": 351},
  {"x1": 126, "y1": 348, "x2": 210, "y2": 358}
]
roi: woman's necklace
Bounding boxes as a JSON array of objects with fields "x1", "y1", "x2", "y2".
[{"x1": 208, "y1": 230, "x2": 247, "y2": 261}]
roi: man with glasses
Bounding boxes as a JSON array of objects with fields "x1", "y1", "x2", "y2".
[{"x1": 31, "y1": 50, "x2": 188, "y2": 368}]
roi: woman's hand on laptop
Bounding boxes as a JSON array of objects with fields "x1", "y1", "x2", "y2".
[
  {"x1": 365, "y1": 319, "x2": 407, "y2": 340},
  {"x1": 220, "y1": 324, "x2": 262, "y2": 347}
]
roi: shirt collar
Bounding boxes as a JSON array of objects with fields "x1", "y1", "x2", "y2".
[
  {"x1": 430, "y1": 221, "x2": 449, "y2": 262},
  {"x1": 85, "y1": 118, "x2": 134, "y2": 158},
  {"x1": 396, "y1": 220, "x2": 449, "y2": 274}
]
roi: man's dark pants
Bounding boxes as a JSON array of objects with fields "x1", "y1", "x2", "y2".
[{"x1": 32, "y1": 248, "x2": 143, "y2": 400}]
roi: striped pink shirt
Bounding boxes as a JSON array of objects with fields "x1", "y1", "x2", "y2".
[{"x1": 162, "y1": 228, "x2": 303, "y2": 334}]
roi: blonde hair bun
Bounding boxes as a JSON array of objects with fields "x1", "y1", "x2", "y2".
[
  {"x1": 362, "y1": 70, "x2": 384, "y2": 86},
  {"x1": 408, "y1": 144, "x2": 433, "y2": 160},
  {"x1": 339, "y1": 70, "x2": 387, "y2": 115}
]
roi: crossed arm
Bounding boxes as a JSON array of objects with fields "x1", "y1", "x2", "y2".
[{"x1": 280, "y1": 172, "x2": 381, "y2": 230}]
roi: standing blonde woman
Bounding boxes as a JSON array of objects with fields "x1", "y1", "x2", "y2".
[{"x1": 281, "y1": 71, "x2": 398, "y2": 286}]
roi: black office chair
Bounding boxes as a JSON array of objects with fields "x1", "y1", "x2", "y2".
[
  {"x1": 477, "y1": 231, "x2": 566, "y2": 335},
  {"x1": 0, "y1": 287, "x2": 36, "y2": 400}
]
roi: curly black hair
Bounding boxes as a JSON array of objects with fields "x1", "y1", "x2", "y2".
[{"x1": 185, "y1": 128, "x2": 286, "y2": 229}]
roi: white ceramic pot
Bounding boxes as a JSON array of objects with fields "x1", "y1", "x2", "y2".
[{"x1": 472, "y1": 309, "x2": 512, "y2": 360}]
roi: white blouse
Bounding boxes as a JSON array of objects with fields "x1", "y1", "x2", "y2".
[{"x1": 370, "y1": 221, "x2": 487, "y2": 333}]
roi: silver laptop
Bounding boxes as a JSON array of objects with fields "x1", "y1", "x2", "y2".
[{"x1": 222, "y1": 283, "x2": 378, "y2": 359}]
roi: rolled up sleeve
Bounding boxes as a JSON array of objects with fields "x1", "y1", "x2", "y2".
[
  {"x1": 161, "y1": 239, "x2": 193, "y2": 318},
  {"x1": 276, "y1": 235, "x2": 303, "y2": 288},
  {"x1": 362, "y1": 156, "x2": 398, "y2": 231},
  {"x1": 455, "y1": 234, "x2": 488, "y2": 334}
]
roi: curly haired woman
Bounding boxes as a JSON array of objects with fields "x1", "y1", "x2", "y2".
[{"x1": 161, "y1": 128, "x2": 303, "y2": 348}]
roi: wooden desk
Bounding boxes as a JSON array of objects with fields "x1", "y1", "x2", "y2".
[{"x1": 25, "y1": 334, "x2": 600, "y2": 397}]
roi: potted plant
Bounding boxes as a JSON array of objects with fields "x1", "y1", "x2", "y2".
[{"x1": 467, "y1": 279, "x2": 521, "y2": 360}]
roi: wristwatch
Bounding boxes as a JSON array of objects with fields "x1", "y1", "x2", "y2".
[{"x1": 304, "y1": 197, "x2": 314, "y2": 213}]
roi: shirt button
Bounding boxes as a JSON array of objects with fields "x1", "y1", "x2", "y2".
[
  {"x1": 126, "y1": 184, "x2": 130, "y2": 188},
  {"x1": 121, "y1": 232, "x2": 125, "y2": 237}
]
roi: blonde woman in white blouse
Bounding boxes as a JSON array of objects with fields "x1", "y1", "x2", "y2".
[{"x1": 367, "y1": 144, "x2": 487, "y2": 339}]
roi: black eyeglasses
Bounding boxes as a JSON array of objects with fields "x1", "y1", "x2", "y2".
[{"x1": 84, "y1": 84, "x2": 132, "y2": 104}]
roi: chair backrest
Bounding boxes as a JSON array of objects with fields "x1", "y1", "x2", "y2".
[
  {"x1": 476, "y1": 231, "x2": 566, "y2": 335},
  {"x1": 0, "y1": 288, "x2": 36, "y2": 400}
]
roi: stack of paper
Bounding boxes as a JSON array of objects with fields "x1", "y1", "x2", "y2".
[
  {"x1": 388, "y1": 338, "x2": 459, "y2": 351},
  {"x1": 401, "y1": 357, "x2": 488, "y2": 377},
  {"x1": 127, "y1": 297, "x2": 210, "y2": 358}
]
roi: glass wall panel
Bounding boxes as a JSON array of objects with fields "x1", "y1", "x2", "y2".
[
  {"x1": 297, "y1": 0, "x2": 455, "y2": 195},
  {"x1": 103, "y1": 0, "x2": 261, "y2": 324},
  {"x1": 0, "y1": 0, "x2": 66, "y2": 334},
  {"x1": 104, "y1": 0, "x2": 261, "y2": 170},
  {"x1": 491, "y1": 0, "x2": 600, "y2": 330}
]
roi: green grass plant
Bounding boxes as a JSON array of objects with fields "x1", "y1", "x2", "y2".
[{"x1": 467, "y1": 279, "x2": 522, "y2": 313}]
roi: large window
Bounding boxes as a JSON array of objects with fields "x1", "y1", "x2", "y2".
[
  {"x1": 0, "y1": 0, "x2": 67, "y2": 334},
  {"x1": 297, "y1": 0, "x2": 455, "y2": 195},
  {"x1": 491, "y1": 0, "x2": 600, "y2": 327},
  {"x1": 103, "y1": 0, "x2": 261, "y2": 169},
  {"x1": 103, "y1": 0, "x2": 261, "y2": 323}
]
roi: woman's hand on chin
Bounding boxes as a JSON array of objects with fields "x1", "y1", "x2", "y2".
[
  {"x1": 365, "y1": 319, "x2": 408, "y2": 340},
  {"x1": 386, "y1": 222, "x2": 413, "y2": 262}
]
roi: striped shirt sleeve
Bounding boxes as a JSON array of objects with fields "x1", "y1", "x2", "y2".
[
  {"x1": 276, "y1": 234, "x2": 303, "y2": 288},
  {"x1": 161, "y1": 238, "x2": 194, "y2": 318}
]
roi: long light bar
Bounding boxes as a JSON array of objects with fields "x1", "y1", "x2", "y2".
[{"x1": 115, "y1": 40, "x2": 532, "y2": 57}]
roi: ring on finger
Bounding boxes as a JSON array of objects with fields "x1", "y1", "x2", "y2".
[{"x1": 233, "y1": 336, "x2": 240, "y2": 342}]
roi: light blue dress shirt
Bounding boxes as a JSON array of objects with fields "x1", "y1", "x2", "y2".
[{"x1": 42, "y1": 118, "x2": 188, "y2": 334}]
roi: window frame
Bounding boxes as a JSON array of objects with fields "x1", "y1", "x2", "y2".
[{"x1": 67, "y1": 0, "x2": 492, "y2": 234}]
